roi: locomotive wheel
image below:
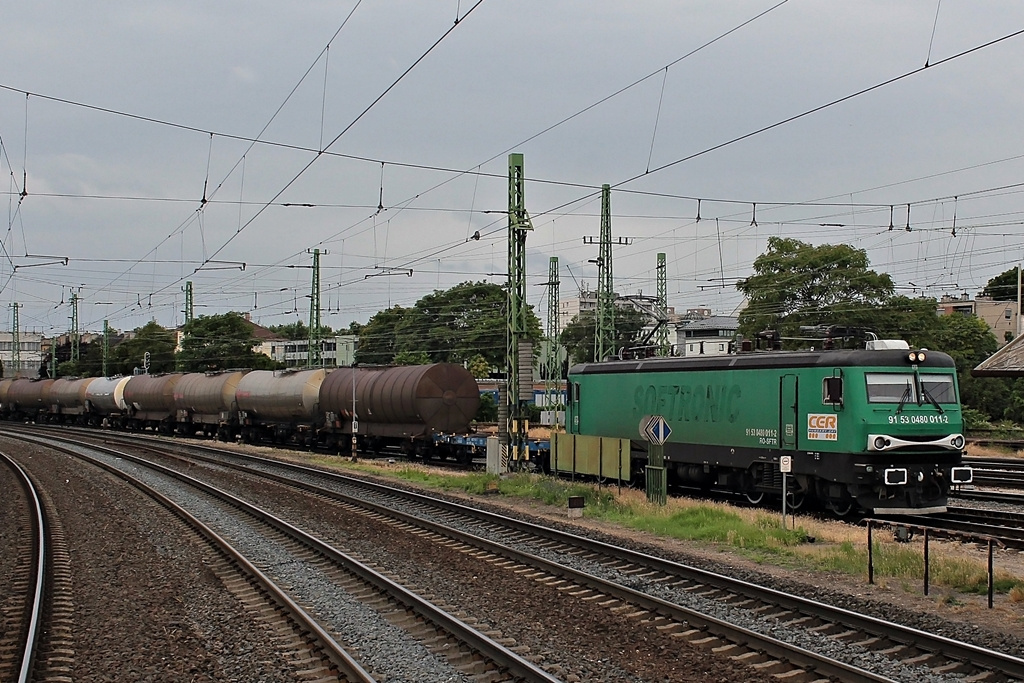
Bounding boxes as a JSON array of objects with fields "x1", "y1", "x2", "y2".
[
  {"x1": 786, "y1": 491, "x2": 805, "y2": 510},
  {"x1": 829, "y1": 499, "x2": 853, "y2": 517},
  {"x1": 745, "y1": 490, "x2": 765, "y2": 504}
]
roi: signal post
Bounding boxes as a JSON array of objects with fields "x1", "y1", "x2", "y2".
[{"x1": 641, "y1": 415, "x2": 670, "y2": 505}]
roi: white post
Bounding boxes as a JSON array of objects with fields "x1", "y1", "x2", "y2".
[
  {"x1": 781, "y1": 472, "x2": 787, "y2": 530},
  {"x1": 1017, "y1": 264, "x2": 1022, "y2": 338}
]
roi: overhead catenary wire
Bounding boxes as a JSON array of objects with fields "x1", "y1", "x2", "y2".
[{"x1": 7, "y1": 6, "x2": 1024, "y2": 334}]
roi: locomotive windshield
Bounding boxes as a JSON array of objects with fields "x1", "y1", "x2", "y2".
[
  {"x1": 865, "y1": 372, "x2": 958, "y2": 404},
  {"x1": 920, "y1": 374, "x2": 957, "y2": 403}
]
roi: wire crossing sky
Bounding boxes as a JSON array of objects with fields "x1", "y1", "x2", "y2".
[{"x1": 3, "y1": 1, "x2": 1024, "y2": 336}]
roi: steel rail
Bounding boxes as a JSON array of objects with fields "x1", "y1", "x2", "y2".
[
  {"x1": 165, "y1": 439, "x2": 1024, "y2": 682},
  {"x1": 12, "y1": 430, "x2": 558, "y2": 683},
  {"x1": 18, "y1": 425, "x2": 1024, "y2": 680},
  {"x1": 0, "y1": 452, "x2": 47, "y2": 683},
  {"x1": 4, "y1": 435, "x2": 376, "y2": 682},
  {"x1": 56, "y1": 433, "x2": 913, "y2": 682}
]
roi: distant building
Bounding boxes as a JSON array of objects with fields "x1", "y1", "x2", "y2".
[
  {"x1": 937, "y1": 293, "x2": 1020, "y2": 346},
  {"x1": 675, "y1": 311, "x2": 738, "y2": 356},
  {"x1": 261, "y1": 335, "x2": 358, "y2": 368},
  {"x1": 0, "y1": 331, "x2": 45, "y2": 377}
]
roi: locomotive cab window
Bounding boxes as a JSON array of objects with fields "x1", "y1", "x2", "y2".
[
  {"x1": 920, "y1": 374, "x2": 957, "y2": 403},
  {"x1": 822, "y1": 376, "x2": 843, "y2": 406},
  {"x1": 865, "y1": 373, "x2": 917, "y2": 403}
]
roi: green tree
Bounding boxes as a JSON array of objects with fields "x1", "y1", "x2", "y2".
[
  {"x1": 354, "y1": 282, "x2": 543, "y2": 367},
  {"x1": 267, "y1": 320, "x2": 333, "y2": 340},
  {"x1": 393, "y1": 350, "x2": 431, "y2": 365},
  {"x1": 868, "y1": 295, "x2": 943, "y2": 345},
  {"x1": 736, "y1": 237, "x2": 894, "y2": 342},
  {"x1": 979, "y1": 267, "x2": 1019, "y2": 301},
  {"x1": 396, "y1": 281, "x2": 539, "y2": 367},
  {"x1": 559, "y1": 306, "x2": 650, "y2": 365},
  {"x1": 108, "y1": 321, "x2": 178, "y2": 376},
  {"x1": 475, "y1": 392, "x2": 498, "y2": 422},
  {"x1": 177, "y1": 312, "x2": 278, "y2": 372},
  {"x1": 354, "y1": 306, "x2": 407, "y2": 365},
  {"x1": 466, "y1": 354, "x2": 491, "y2": 378}
]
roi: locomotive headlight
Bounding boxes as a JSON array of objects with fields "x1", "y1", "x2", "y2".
[
  {"x1": 908, "y1": 351, "x2": 926, "y2": 363},
  {"x1": 873, "y1": 436, "x2": 888, "y2": 450},
  {"x1": 950, "y1": 435, "x2": 965, "y2": 449}
]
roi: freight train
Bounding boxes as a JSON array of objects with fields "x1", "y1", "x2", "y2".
[
  {"x1": 560, "y1": 339, "x2": 973, "y2": 514},
  {"x1": 0, "y1": 363, "x2": 481, "y2": 457}
]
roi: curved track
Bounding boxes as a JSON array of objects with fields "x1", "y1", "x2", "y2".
[
  {"x1": 6, "y1": 427, "x2": 558, "y2": 683},
  {"x1": 28, "y1": 425, "x2": 1024, "y2": 683},
  {"x1": 0, "y1": 452, "x2": 46, "y2": 683}
]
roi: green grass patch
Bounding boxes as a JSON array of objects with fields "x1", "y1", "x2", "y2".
[
  {"x1": 809, "y1": 541, "x2": 1024, "y2": 594},
  {"x1": 605, "y1": 505, "x2": 808, "y2": 554},
  {"x1": 318, "y1": 462, "x2": 1024, "y2": 595}
]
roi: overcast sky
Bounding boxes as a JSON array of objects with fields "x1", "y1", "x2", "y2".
[{"x1": 3, "y1": 1, "x2": 1024, "y2": 337}]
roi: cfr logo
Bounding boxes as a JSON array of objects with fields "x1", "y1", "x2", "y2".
[
  {"x1": 808, "y1": 414, "x2": 836, "y2": 429},
  {"x1": 807, "y1": 413, "x2": 838, "y2": 440}
]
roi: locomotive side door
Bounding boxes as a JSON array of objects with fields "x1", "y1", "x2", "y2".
[{"x1": 779, "y1": 374, "x2": 798, "y2": 451}]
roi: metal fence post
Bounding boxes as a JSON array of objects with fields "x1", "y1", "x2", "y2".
[
  {"x1": 989, "y1": 540, "x2": 994, "y2": 609},
  {"x1": 924, "y1": 528, "x2": 930, "y2": 596},
  {"x1": 867, "y1": 521, "x2": 874, "y2": 585}
]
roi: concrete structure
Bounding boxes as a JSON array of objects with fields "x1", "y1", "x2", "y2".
[
  {"x1": 261, "y1": 335, "x2": 358, "y2": 368},
  {"x1": 937, "y1": 294, "x2": 1020, "y2": 346},
  {"x1": 675, "y1": 313, "x2": 739, "y2": 356},
  {"x1": 0, "y1": 331, "x2": 45, "y2": 377}
]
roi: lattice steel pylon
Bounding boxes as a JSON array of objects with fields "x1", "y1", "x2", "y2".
[
  {"x1": 507, "y1": 153, "x2": 534, "y2": 466},
  {"x1": 657, "y1": 253, "x2": 669, "y2": 355},
  {"x1": 9, "y1": 302, "x2": 21, "y2": 375},
  {"x1": 183, "y1": 281, "x2": 194, "y2": 325},
  {"x1": 594, "y1": 184, "x2": 615, "y2": 362},
  {"x1": 308, "y1": 248, "x2": 323, "y2": 367},
  {"x1": 70, "y1": 292, "x2": 80, "y2": 363},
  {"x1": 102, "y1": 320, "x2": 110, "y2": 377},
  {"x1": 544, "y1": 256, "x2": 561, "y2": 427}
]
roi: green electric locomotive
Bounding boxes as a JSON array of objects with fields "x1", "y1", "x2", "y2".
[{"x1": 563, "y1": 339, "x2": 973, "y2": 514}]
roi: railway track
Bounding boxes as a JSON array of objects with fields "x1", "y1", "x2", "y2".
[
  {"x1": 0, "y1": 452, "x2": 46, "y2": 683},
  {"x1": 964, "y1": 455, "x2": 1024, "y2": 490},
  {"x1": 7, "y1": 428, "x2": 558, "y2": 683},
  {"x1": 878, "y1": 505, "x2": 1024, "y2": 549},
  {"x1": 32, "y1": 425, "x2": 1024, "y2": 683}
]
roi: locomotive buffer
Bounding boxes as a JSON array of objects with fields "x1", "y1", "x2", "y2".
[{"x1": 640, "y1": 415, "x2": 671, "y2": 505}]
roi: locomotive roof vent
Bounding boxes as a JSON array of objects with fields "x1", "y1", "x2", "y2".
[{"x1": 865, "y1": 339, "x2": 910, "y2": 351}]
